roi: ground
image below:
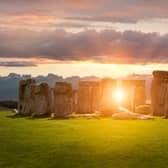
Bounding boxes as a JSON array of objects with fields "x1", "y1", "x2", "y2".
[{"x1": 0, "y1": 110, "x2": 168, "y2": 168}]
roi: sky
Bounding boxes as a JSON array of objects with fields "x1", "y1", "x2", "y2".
[{"x1": 0, "y1": 0, "x2": 168, "y2": 77}]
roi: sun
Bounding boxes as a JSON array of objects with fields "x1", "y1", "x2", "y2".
[{"x1": 116, "y1": 90, "x2": 123, "y2": 102}]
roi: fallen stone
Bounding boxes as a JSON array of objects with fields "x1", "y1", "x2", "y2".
[
  {"x1": 112, "y1": 107, "x2": 154, "y2": 120},
  {"x1": 135, "y1": 105, "x2": 151, "y2": 115}
]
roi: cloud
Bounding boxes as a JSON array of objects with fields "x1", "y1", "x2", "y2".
[
  {"x1": 0, "y1": 61, "x2": 37, "y2": 67},
  {"x1": 0, "y1": 14, "x2": 116, "y2": 31},
  {"x1": 0, "y1": 29, "x2": 168, "y2": 64},
  {"x1": 0, "y1": 0, "x2": 168, "y2": 24}
]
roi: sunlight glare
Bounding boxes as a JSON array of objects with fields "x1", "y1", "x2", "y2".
[{"x1": 116, "y1": 90, "x2": 123, "y2": 102}]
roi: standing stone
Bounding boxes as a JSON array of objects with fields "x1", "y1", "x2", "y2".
[
  {"x1": 77, "y1": 81, "x2": 101, "y2": 113},
  {"x1": 121, "y1": 80, "x2": 146, "y2": 111},
  {"x1": 72, "y1": 90, "x2": 78, "y2": 113},
  {"x1": 18, "y1": 79, "x2": 35, "y2": 115},
  {"x1": 99, "y1": 78, "x2": 117, "y2": 116},
  {"x1": 77, "y1": 81, "x2": 92, "y2": 113},
  {"x1": 151, "y1": 71, "x2": 168, "y2": 116},
  {"x1": 134, "y1": 80, "x2": 146, "y2": 106},
  {"x1": 31, "y1": 83, "x2": 52, "y2": 117},
  {"x1": 91, "y1": 82, "x2": 102, "y2": 112},
  {"x1": 121, "y1": 80, "x2": 132, "y2": 110},
  {"x1": 151, "y1": 78, "x2": 160, "y2": 115},
  {"x1": 164, "y1": 82, "x2": 168, "y2": 118},
  {"x1": 53, "y1": 82, "x2": 73, "y2": 118},
  {"x1": 158, "y1": 82, "x2": 167, "y2": 115}
]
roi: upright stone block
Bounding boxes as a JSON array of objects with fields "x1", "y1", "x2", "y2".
[
  {"x1": 72, "y1": 90, "x2": 78, "y2": 113},
  {"x1": 151, "y1": 71, "x2": 168, "y2": 116},
  {"x1": 53, "y1": 82, "x2": 73, "y2": 118},
  {"x1": 91, "y1": 82, "x2": 102, "y2": 112},
  {"x1": 77, "y1": 81, "x2": 101, "y2": 113},
  {"x1": 99, "y1": 79, "x2": 117, "y2": 116},
  {"x1": 31, "y1": 83, "x2": 52, "y2": 117},
  {"x1": 121, "y1": 80, "x2": 132, "y2": 110},
  {"x1": 77, "y1": 82, "x2": 92, "y2": 113},
  {"x1": 164, "y1": 82, "x2": 168, "y2": 118},
  {"x1": 121, "y1": 80, "x2": 146, "y2": 111},
  {"x1": 18, "y1": 79, "x2": 35, "y2": 115},
  {"x1": 134, "y1": 80, "x2": 146, "y2": 106},
  {"x1": 151, "y1": 78, "x2": 160, "y2": 115},
  {"x1": 18, "y1": 79, "x2": 53, "y2": 117}
]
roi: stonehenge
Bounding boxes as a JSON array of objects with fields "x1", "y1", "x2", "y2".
[
  {"x1": 17, "y1": 70, "x2": 168, "y2": 119},
  {"x1": 18, "y1": 77, "x2": 148, "y2": 118}
]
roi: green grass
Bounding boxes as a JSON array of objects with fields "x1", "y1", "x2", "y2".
[{"x1": 0, "y1": 111, "x2": 168, "y2": 168}]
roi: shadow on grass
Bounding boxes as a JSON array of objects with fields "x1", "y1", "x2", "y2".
[
  {"x1": 6, "y1": 113, "x2": 73, "y2": 121},
  {"x1": 6, "y1": 111, "x2": 100, "y2": 121},
  {"x1": 7, "y1": 113, "x2": 29, "y2": 119},
  {"x1": 6, "y1": 113, "x2": 51, "y2": 120}
]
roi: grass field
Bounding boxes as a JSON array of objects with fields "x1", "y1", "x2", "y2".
[{"x1": 1, "y1": 111, "x2": 168, "y2": 168}]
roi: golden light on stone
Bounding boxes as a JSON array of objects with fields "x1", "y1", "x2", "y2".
[{"x1": 116, "y1": 90, "x2": 124, "y2": 102}]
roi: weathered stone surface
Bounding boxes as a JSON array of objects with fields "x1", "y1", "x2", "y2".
[
  {"x1": 77, "y1": 82, "x2": 92, "y2": 113},
  {"x1": 53, "y1": 82, "x2": 73, "y2": 118},
  {"x1": 31, "y1": 83, "x2": 52, "y2": 117},
  {"x1": 77, "y1": 81, "x2": 101, "y2": 113},
  {"x1": 153, "y1": 71, "x2": 168, "y2": 79},
  {"x1": 18, "y1": 79, "x2": 35, "y2": 115},
  {"x1": 99, "y1": 78, "x2": 117, "y2": 116},
  {"x1": 151, "y1": 78, "x2": 161, "y2": 115},
  {"x1": 134, "y1": 81, "x2": 146, "y2": 106},
  {"x1": 18, "y1": 79, "x2": 52, "y2": 117},
  {"x1": 92, "y1": 83, "x2": 102, "y2": 112},
  {"x1": 72, "y1": 90, "x2": 78, "y2": 113},
  {"x1": 135, "y1": 105, "x2": 151, "y2": 115},
  {"x1": 151, "y1": 71, "x2": 168, "y2": 116},
  {"x1": 164, "y1": 84, "x2": 168, "y2": 118}
]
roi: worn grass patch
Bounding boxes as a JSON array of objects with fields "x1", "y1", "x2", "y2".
[{"x1": 0, "y1": 111, "x2": 168, "y2": 168}]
